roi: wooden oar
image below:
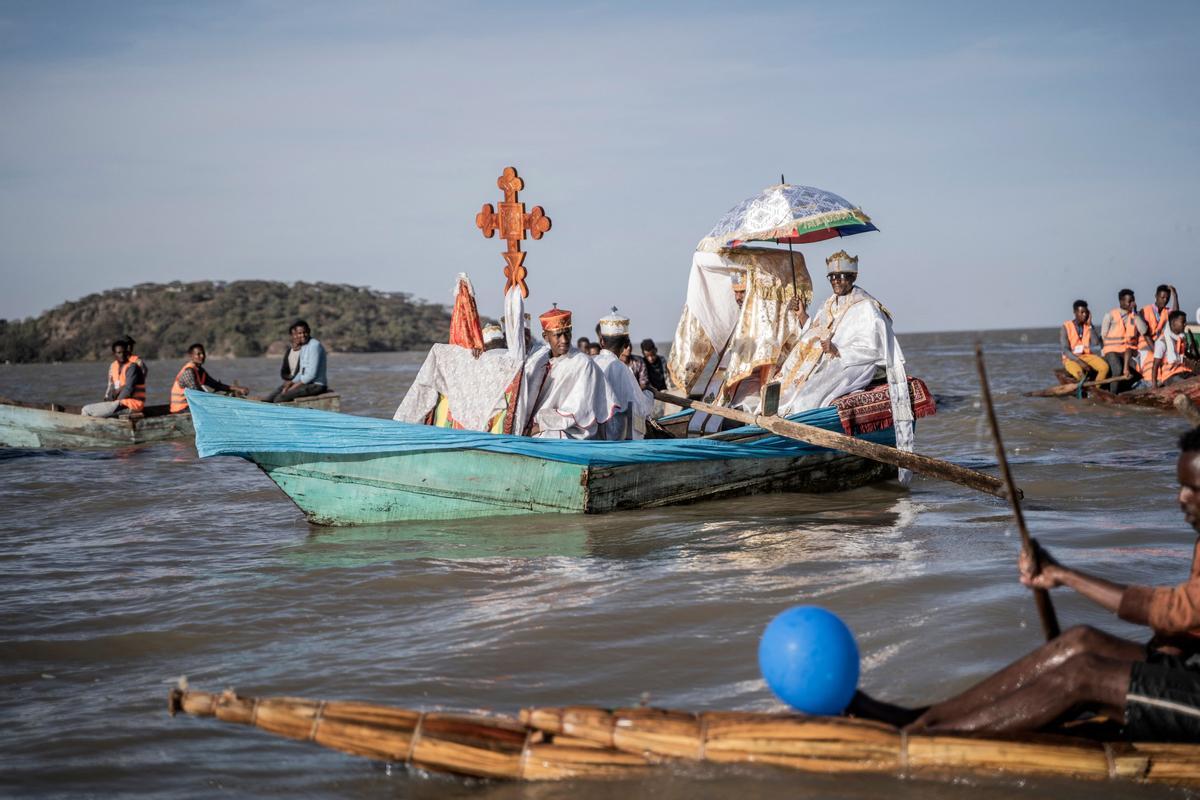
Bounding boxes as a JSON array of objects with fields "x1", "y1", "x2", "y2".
[
  {"x1": 1176, "y1": 394, "x2": 1200, "y2": 426},
  {"x1": 974, "y1": 344, "x2": 1061, "y2": 641},
  {"x1": 653, "y1": 391, "x2": 1013, "y2": 499},
  {"x1": 1026, "y1": 373, "x2": 1131, "y2": 398}
]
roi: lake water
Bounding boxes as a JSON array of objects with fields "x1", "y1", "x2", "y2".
[{"x1": 1, "y1": 330, "x2": 1196, "y2": 799}]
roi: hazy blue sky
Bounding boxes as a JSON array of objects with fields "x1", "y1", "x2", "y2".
[{"x1": 1, "y1": 0, "x2": 1198, "y2": 335}]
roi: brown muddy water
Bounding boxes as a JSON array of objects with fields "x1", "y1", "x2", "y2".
[{"x1": 1, "y1": 329, "x2": 1196, "y2": 798}]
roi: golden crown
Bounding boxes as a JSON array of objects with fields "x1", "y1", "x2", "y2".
[{"x1": 825, "y1": 250, "x2": 859, "y2": 273}]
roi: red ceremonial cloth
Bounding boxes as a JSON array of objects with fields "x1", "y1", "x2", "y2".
[
  {"x1": 832, "y1": 377, "x2": 936, "y2": 436},
  {"x1": 449, "y1": 278, "x2": 484, "y2": 350}
]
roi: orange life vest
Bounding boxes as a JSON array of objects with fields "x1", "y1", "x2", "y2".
[
  {"x1": 1062, "y1": 321, "x2": 1093, "y2": 362},
  {"x1": 1142, "y1": 304, "x2": 1170, "y2": 345},
  {"x1": 1157, "y1": 336, "x2": 1190, "y2": 383},
  {"x1": 170, "y1": 362, "x2": 207, "y2": 413},
  {"x1": 109, "y1": 355, "x2": 147, "y2": 411},
  {"x1": 1101, "y1": 308, "x2": 1140, "y2": 355}
]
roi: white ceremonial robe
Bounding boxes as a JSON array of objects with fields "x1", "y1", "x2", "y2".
[
  {"x1": 593, "y1": 349, "x2": 654, "y2": 441},
  {"x1": 526, "y1": 348, "x2": 619, "y2": 440},
  {"x1": 776, "y1": 286, "x2": 915, "y2": 483}
]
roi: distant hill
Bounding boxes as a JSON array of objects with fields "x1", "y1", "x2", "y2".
[{"x1": 0, "y1": 280, "x2": 453, "y2": 363}]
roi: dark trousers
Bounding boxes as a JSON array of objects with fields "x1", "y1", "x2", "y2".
[
  {"x1": 1103, "y1": 352, "x2": 1139, "y2": 393},
  {"x1": 265, "y1": 382, "x2": 328, "y2": 403}
]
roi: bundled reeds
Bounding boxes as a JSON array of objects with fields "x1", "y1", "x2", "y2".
[
  {"x1": 521, "y1": 705, "x2": 1200, "y2": 785},
  {"x1": 168, "y1": 688, "x2": 1200, "y2": 787},
  {"x1": 167, "y1": 688, "x2": 650, "y2": 780}
]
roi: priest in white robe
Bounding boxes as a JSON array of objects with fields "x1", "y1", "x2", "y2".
[
  {"x1": 775, "y1": 250, "x2": 915, "y2": 482},
  {"x1": 524, "y1": 306, "x2": 619, "y2": 439},
  {"x1": 593, "y1": 307, "x2": 654, "y2": 440}
]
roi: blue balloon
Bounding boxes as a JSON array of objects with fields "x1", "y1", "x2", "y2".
[{"x1": 758, "y1": 606, "x2": 859, "y2": 715}]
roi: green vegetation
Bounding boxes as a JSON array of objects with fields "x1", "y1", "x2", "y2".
[{"x1": 0, "y1": 281, "x2": 453, "y2": 362}]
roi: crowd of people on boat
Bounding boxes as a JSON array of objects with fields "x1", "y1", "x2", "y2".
[
  {"x1": 394, "y1": 249, "x2": 912, "y2": 454},
  {"x1": 80, "y1": 320, "x2": 331, "y2": 417},
  {"x1": 1061, "y1": 284, "x2": 1200, "y2": 392}
]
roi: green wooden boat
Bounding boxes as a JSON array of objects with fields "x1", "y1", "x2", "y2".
[
  {"x1": 0, "y1": 393, "x2": 340, "y2": 450},
  {"x1": 188, "y1": 391, "x2": 899, "y2": 525}
]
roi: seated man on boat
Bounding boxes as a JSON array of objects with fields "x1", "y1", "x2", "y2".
[
  {"x1": 1151, "y1": 311, "x2": 1198, "y2": 388},
  {"x1": 593, "y1": 308, "x2": 653, "y2": 440},
  {"x1": 1138, "y1": 284, "x2": 1181, "y2": 374},
  {"x1": 169, "y1": 344, "x2": 248, "y2": 413},
  {"x1": 773, "y1": 251, "x2": 915, "y2": 472},
  {"x1": 1059, "y1": 300, "x2": 1109, "y2": 384},
  {"x1": 856, "y1": 426, "x2": 1200, "y2": 741},
  {"x1": 1099, "y1": 290, "x2": 1148, "y2": 393},
  {"x1": 264, "y1": 320, "x2": 329, "y2": 403},
  {"x1": 524, "y1": 306, "x2": 618, "y2": 439},
  {"x1": 81, "y1": 337, "x2": 147, "y2": 417}
]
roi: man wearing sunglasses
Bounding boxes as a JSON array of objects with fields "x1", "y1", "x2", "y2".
[{"x1": 773, "y1": 250, "x2": 915, "y2": 482}]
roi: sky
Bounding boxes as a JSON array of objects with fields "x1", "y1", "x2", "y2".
[{"x1": 1, "y1": 0, "x2": 1198, "y2": 336}]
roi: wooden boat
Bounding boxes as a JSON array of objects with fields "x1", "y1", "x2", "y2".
[
  {"x1": 168, "y1": 686, "x2": 1200, "y2": 788},
  {"x1": 0, "y1": 392, "x2": 341, "y2": 450},
  {"x1": 1029, "y1": 370, "x2": 1200, "y2": 412},
  {"x1": 187, "y1": 390, "x2": 907, "y2": 525}
]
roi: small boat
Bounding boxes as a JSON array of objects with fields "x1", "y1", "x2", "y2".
[
  {"x1": 187, "y1": 390, "x2": 912, "y2": 525},
  {"x1": 169, "y1": 686, "x2": 1200, "y2": 787},
  {"x1": 0, "y1": 392, "x2": 341, "y2": 450},
  {"x1": 1029, "y1": 370, "x2": 1200, "y2": 412}
]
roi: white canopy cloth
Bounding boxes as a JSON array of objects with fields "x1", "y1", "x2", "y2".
[
  {"x1": 667, "y1": 248, "x2": 811, "y2": 395},
  {"x1": 526, "y1": 348, "x2": 619, "y2": 440},
  {"x1": 775, "y1": 285, "x2": 914, "y2": 483}
]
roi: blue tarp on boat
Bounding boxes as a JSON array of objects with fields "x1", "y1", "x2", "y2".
[{"x1": 187, "y1": 390, "x2": 896, "y2": 467}]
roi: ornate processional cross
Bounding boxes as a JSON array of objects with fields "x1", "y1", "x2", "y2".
[{"x1": 474, "y1": 166, "x2": 551, "y2": 297}]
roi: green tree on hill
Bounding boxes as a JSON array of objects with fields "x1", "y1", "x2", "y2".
[{"x1": 0, "y1": 281, "x2": 454, "y2": 363}]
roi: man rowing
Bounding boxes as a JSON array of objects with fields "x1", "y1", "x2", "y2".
[
  {"x1": 523, "y1": 306, "x2": 618, "y2": 439},
  {"x1": 1099, "y1": 289, "x2": 1148, "y2": 393},
  {"x1": 855, "y1": 426, "x2": 1200, "y2": 741},
  {"x1": 773, "y1": 251, "x2": 914, "y2": 475},
  {"x1": 169, "y1": 343, "x2": 248, "y2": 413},
  {"x1": 81, "y1": 337, "x2": 147, "y2": 417}
]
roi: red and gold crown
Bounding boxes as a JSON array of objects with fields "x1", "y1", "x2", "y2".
[{"x1": 539, "y1": 304, "x2": 572, "y2": 334}]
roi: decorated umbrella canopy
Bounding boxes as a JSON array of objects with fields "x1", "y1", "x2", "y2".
[{"x1": 697, "y1": 182, "x2": 877, "y2": 253}]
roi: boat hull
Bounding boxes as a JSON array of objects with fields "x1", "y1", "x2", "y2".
[
  {"x1": 248, "y1": 444, "x2": 895, "y2": 525},
  {"x1": 0, "y1": 393, "x2": 341, "y2": 450}
]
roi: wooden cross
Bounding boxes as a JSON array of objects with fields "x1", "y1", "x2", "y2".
[{"x1": 474, "y1": 166, "x2": 551, "y2": 297}]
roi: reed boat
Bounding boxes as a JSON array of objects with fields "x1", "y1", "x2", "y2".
[
  {"x1": 1031, "y1": 370, "x2": 1200, "y2": 411},
  {"x1": 186, "y1": 389, "x2": 910, "y2": 525},
  {"x1": 168, "y1": 687, "x2": 1200, "y2": 788},
  {"x1": 0, "y1": 392, "x2": 340, "y2": 450}
]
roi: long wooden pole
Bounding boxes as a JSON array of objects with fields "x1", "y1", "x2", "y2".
[
  {"x1": 974, "y1": 344, "x2": 1061, "y2": 641},
  {"x1": 1026, "y1": 373, "x2": 1131, "y2": 398},
  {"x1": 653, "y1": 390, "x2": 1013, "y2": 499}
]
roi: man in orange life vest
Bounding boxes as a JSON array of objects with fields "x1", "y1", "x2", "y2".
[
  {"x1": 169, "y1": 343, "x2": 248, "y2": 413},
  {"x1": 853, "y1": 425, "x2": 1200, "y2": 741},
  {"x1": 81, "y1": 337, "x2": 147, "y2": 417},
  {"x1": 1099, "y1": 289, "x2": 1149, "y2": 393},
  {"x1": 1151, "y1": 311, "x2": 1198, "y2": 388},
  {"x1": 1140, "y1": 284, "x2": 1181, "y2": 374},
  {"x1": 1060, "y1": 300, "x2": 1108, "y2": 383}
]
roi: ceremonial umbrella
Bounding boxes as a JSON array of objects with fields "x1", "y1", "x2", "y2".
[{"x1": 696, "y1": 180, "x2": 877, "y2": 296}]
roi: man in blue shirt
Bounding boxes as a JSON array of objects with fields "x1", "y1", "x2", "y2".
[{"x1": 265, "y1": 319, "x2": 329, "y2": 403}]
